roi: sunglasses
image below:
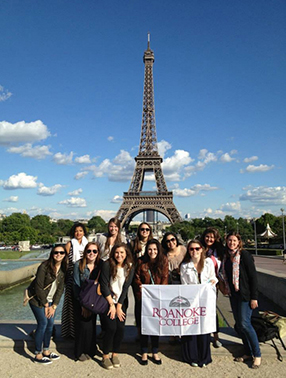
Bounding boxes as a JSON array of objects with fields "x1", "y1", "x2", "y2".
[
  {"x1": 53, "y1": 251, "x2": 65, "y2": 255},
  {"x1": 140, "y1": 228, "x2": 150, "y2": 232},
  {"x1": 166, "y1": 237, "x2": 176, "y2": 243},
  {"x1": 86, "y1": 249, "x2": 99, "y2": 254},
  {"x1": 189, "y1": 247, "x2": 202, "y2": 251}
]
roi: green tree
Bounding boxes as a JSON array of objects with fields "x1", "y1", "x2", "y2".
[
  {"x1": 2, "y1": 213, "x2": 30, "y2": 233},
  {"x1": 31, "y1": 215, "x2": 52, "y2": 235},
  {"x1": 54, "y1": 219, "x2": 74, "y2": 236},
  {"x1": 87, "y1": 216, "x2": 106, "y2": 233}
]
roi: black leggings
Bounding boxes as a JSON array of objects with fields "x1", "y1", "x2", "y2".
[{"x1": 101, "y1": 304, "x2": 127, "y2": 355}]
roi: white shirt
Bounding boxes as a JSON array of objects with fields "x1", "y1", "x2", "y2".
[{"x1": 180, "y1": 257, "x2": 218, "y2": 285}]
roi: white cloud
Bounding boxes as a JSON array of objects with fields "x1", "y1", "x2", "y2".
[
  {"x1": 75, "y1": 171, "x2": 89, "y2": 180},
  {"x1": 157, "y1": 140, "x2": 172, "y2": 158},
  {"x1": 173, "y1": 183, "x2": 219, "y2": 197},
  {"x1": 162, "y1": 150, "x2": 194, "y2": 181},
  {"x1": 240, "y1": 186, "x2": 286, "y2": 205},
  {"x1": 111, "y1": 195, "x2": 123, "y2": 203},
  {"x1": 53, "y1": 152, "x2": 73, "y2": 165},
  {"x1": 0, "y1": 120, "x2": 50, "y2": 145},
  {"x1": 0, "y1": 85, "x2": 12, "y2": 102},
  {"x1": 59, "y1": 197, "x2": 87, "y2": 207},
  {"x1": 86, "y1": 209, "x2": 116, "y2": 221},
  {"x1": 241, "y1": 164, "x2": 275, "y2": 173},
  {"x1": 68, "y1": 188, "x2": 83, "y2": 196},
  {"x1": 244, "y1": 156, "x2": 258, "y2": 163},
  {"x1": 74, "y1": 155, "x2": 91, "y2": 164},
  {"x1": 220, "y1": 153, "x2": 235, "y2": 163},
  {"x1": 37, "y1": 183, "x2": 63, "y2": 196},
  {"x1": 107, "y1": 136, "x2": 114, "y2": 142},
  {"x1": 219, "y1": 202, "x2": 242, "y2": 212},
  {"x1": 7, "y1": 143, "x2": 52, "y2": 160},
  {"x1": 3, "y1": 196, "x2": 18, "y2": 202},
  {"x1": 0, "y1": 172, "x2": 38, "y2": 189}
]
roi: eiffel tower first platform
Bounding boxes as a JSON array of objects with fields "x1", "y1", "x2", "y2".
[{"x1": 116, "y1": 35, "x2": 182, "y2": 228}]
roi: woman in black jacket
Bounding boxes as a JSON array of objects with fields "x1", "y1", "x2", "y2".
[
  {"x1": 29, "y1": 245, "x2": 68, "y2": 364},
  {"x1": 221, "y1": 232, "x2": 261, "y2": 369}
]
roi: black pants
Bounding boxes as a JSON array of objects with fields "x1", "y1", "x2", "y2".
[
  {"x1": 181, "y1": 334, "x2": 212, "y2": 367},
  {"x1": 101, "y1": 303, "x2": 127, "y2": 355},
  {"x1": 74, "y1": 300, "x2": 97, "y2": 359},
  {"x1": 140, "y1": 334, "x2": 159, "y2": 354}
]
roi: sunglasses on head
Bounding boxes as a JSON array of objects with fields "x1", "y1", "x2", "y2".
[
  {"x1": 189, "y1": 247, "x2": 201, "y2": 251},
  {"x1": 53, "y1": 251, "x2": 65, "y2": 255},
  {"x1": 140, "y1": 228, "x2": 150, "y2": 232},
  {"x1": 166, "y1": 237, "x2": 176, "y2": 243},
  {"x1": 86, "y1": 249, "x2": 98, "y2": 254}
]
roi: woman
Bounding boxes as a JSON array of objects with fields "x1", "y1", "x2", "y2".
[
  {"x1": 130, "y1": 222, "x2": 153, "y2": 336},
  {"x1": 97, "y1": 218, "x2": 126, "y2": 261},
  {"x1": 161, "y1": 232, "x2": 186, "y2": 284},
  {"x1": 99, "y1": 243, "x2": 134, "y2": 369},
  {"x1": 180, "y1": 239, "x2": 217, "y2": 368},
  {"x1": 201, "y1": 227, "x2": 224, "y2": 348},
  {"x1": 62, "y1": 222, "x2": 88, "y2": 338},
  {"x1": 134, "y1": 239, "x2": 168, "y2": 365},
  {"x1": 28, "y1": 245, "x2": 68, "y2": 364},
  {"x1": 73, "y1": 242, "x2": 103, "y2": 361},
  {"x1": 221, "y1": 232, "x2": 261, "y2": 369}
]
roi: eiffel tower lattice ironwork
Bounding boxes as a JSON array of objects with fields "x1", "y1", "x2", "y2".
[{"x1": 116, "y1": 35, "x2": 182, "y2": 228}]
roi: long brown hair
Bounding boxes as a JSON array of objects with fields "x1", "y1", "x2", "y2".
[
  {"x1": 79, "y1": 242, "x2": 101, "y2": 273},
  {"x1": 143, "y1": 239, "x2": 167, "y2": 278},
  {"x1": 105, "y1": 217, "x2": 122, "y2": 250},
  {"x1": 182, "y1": 239, "x2": 206, "y2": 274},
  {"x1": 109, "y1": 243, "x2": 133, "y2": 280},
  {"x1": 226, "y1": 231, "x2": 243, "y2": 253},
  {"x1": 200, "y1": 227, "x2": 224, "y2": 260},
  {"x1": 47, "y1": 245, "x2": 68, "y2": 275},
  {"x1": 133, "y1": 222, "x2": 153, "y2": 255}
]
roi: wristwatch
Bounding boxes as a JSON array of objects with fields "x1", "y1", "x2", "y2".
[{"x1": 52, "y1": 304, "x2": 57, "y2": 310}]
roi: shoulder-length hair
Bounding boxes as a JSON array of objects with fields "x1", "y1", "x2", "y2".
[
  {"x1": 226, "y1": 231, "x2": 243, "y2": 252},
  {"x1": 133, "y1": 222, "x2": 153, "y2": 254},
  {"x1": 46, "y1": 244, "x2": 68, "y2": 275},
  {"x1": 182, "y1": 239, "x2": 206, "y2": 274},
  {"x1": 79, "y1": 242, "x2": 101, "y2": 273},
  {"x1": 109, "y1": 242, "x2": 133, "y2": 280},
  {"x1": 161, "y1": 232, "x2": 180, "y2": 252},
  {"x1": 200, "y1": 227, "x2": 224, "y2": 260},
  {"x1": 105, "y1": 217, "x2": 122, "y2": 250},
  {"x1": 143, "y1": 238, "x2": 166, "y2": 277},
  {"x1": 69, "y1": 222, "x2": 87, "y2": 238}
]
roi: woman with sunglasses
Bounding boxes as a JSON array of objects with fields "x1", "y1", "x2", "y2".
[
  {"x1": 62, "y1": 222, "x2": 88, "y2": 338},
  {"x1": 201, "y1": 227, "x2": 224, "y2": 348},
  {"x1": 221, "y1": 232, "x2": 261, "y2": 369},
  {"x1": 28, "y1": 245, "x2": 68, "y2": 364},
  {"x1": 134, "y1": 239, "x2": 168, "y2": 365},
  {"x1": 180, "y1": 239, "x2": 217, "y2": 368},
  {"x1": 161, "y1": 232, "x2": 186, "y2": 284},
  {"x1": 97, "y1": 218, "x2": 126, "y2": 262},
  {"x1": 130, "y1": 222, "x2": 153, "y2": 336},
  {"x1": 73, "y1": 242, "x2": 103, "y2": 361},
  {"x1": 99, "y1": 243, "x2": 134, "y2": 369}
]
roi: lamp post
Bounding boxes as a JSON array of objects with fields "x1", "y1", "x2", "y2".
[
  {"x1": 281, "y1": 208, "x2": 286, "y2": 252},
  {"x1": 252, "y1": 218, "x2": 258, "y2": 256}
]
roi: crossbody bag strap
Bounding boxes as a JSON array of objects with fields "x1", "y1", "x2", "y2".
[{"x1": 148, "y1": 269, "x2": 155, "y2": 285}]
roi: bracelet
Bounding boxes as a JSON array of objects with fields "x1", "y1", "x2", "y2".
[{"x1": 52, "y1": 304, "x2": 57, "y2": 310}]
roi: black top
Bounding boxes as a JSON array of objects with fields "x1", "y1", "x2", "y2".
[{"x1": 225, "y1": 249, "x2": 258, "y2": 302}]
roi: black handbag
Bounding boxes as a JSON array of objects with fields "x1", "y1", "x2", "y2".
[{"x1": 79, "y1": 279, "x2": 108, "y2": 314}]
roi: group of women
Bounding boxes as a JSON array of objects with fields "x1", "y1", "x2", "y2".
[{"x1": 27, "y1": 219, "x2": 261, "y2": 369}]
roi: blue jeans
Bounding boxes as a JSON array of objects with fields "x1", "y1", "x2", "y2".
[
  {"x1": 229, "y1": 294, "x2": 261, "y2": 357},
  {"x1": 30, "y1": 303, "x2": 55, "y2": 354}
]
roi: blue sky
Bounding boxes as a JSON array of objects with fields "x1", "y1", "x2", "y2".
[{"x1": 0, "y1": 0, "x2": 285, "y2": 222}]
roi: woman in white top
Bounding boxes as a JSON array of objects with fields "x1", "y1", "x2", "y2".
[
  {"x1": 99, "y1": 243, "x2": 134, "y2": 370},
  {"x1": 180, "y1": 239, "x2": 217, "y2": 368}
]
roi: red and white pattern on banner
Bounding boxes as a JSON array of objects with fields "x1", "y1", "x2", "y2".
[{"x1": 141, "y1": 283, "x2": 217, "y2": 336}]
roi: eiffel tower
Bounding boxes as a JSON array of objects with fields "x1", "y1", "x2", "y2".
[{"x1": 116, "y1": 35, "x2": 182, "y2": 228}]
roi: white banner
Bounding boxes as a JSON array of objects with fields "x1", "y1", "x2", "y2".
[{"x1": 141, "y1": 284, "x2": 216, "y2": 336}]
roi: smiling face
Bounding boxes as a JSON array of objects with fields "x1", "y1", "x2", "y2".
[
  {"x1": 188, "y1": 242, "x2": 203, "y2": 260},
  {"x1": 109, "y1": 222, "x2": 119, "y2": 237},
  {"x1": 114, "y1": 246, "x2": 127, "y2": 266},
  {"x1": 147, "y1": 243, "x2": 158, "y2": 261},
  {"x1": 166, "y1": 234, "x2": 177, "y2": 251},
  {"x1": 139, "y1": 223, "x2": 151, "y2": 241},
  {"x1": 86, "y1": 244, "x2": 99, "y2": 264},
  {"x1": 227, "y1": 235, "x2": 239, "y2": 252},
  {"x1": 52, "y1": 246, "x2": 66, "y2": 264},
  {"x1": 204, "y1": 233, "x2": 215, "y2": 248},
  {"x1": 74, "y1": 226, "x2": 84, "y2": 241}
]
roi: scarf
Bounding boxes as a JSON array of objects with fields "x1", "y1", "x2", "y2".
[
  {"x1": 71, "y1": 236, "x2": 88, "y2": 263},
  {"x1": 221, "y1": 249, "x2": 240, "y2": 294}
]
